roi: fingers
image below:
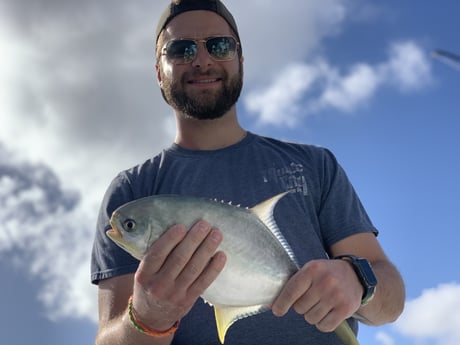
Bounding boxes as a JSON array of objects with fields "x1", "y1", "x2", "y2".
[
  {"x1": 160, "y1": 221, "x2": 219, "y2": 281},
  {"x1": 272, "y1": 268, "x2": 312, "y2": 317},
  {"x1": 187, "y1": 250, "x2": 227, "y2": 298},
  {"x1": 175, "y1": 227, "x2": 225, "y2": 288},
  {"x1": 272, "y1": 260, "x2": 361, "y2": 333},
  {"x1": 138, "y1": 223, "x2": 188, "y2": 275},
  {"x1": 136, "y1": 220, "x2": 225, "y2": 300}
]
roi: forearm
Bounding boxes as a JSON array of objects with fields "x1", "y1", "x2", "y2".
[
  {"x1": 356, "y1": 259, "x2": 405, "y2": 325},
  {"x1": 95, "y1": 312, "x2": 174, "y2": 345}
]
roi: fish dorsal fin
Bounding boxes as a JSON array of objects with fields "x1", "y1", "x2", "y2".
[
  {"x1": 214, "y1": 304, "x2": 268, "y2": 344},
  {"x1": 250, "y1": 192, "x2": 299, "y2": 267}
]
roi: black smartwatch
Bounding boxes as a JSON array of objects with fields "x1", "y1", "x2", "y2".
[{"x1": 335, "y1": 254, "x2": 377, "y2": 306}]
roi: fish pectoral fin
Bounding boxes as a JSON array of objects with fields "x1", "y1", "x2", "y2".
[
  {"x1": 214, "y1": 305, "x2": 268, "y2": 344},
  {"x1": 334, "y1": 320, "x2": 360, "y2": 345}
]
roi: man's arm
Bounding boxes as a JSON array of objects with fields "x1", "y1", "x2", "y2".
[
  {"x1": 330, "y1": 232, "x2": 405, "y2": 326},
  {"x1": 95, "y1": 221, "x2": 226, "y2": 345},
  {"x1": 272, "y1": 232, "x2": 405, "y2": 332},
  {"x1": 96, "y1": 274, "x2": 175, "y2": 345}
]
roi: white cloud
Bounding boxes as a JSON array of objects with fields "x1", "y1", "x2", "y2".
[
  {"x1": 245, "y1": 63, "x2": 321, "y2": 126},
  {"x1": 395, "y1": 283, "x2": 460, "y2": 345},
  {"x1": 382, "y1": 41, "x2": 433, "y2": 91},
  {"x1": 0, "y1": 1, "x2": 173, "y2": 200},
  {"x1": 0, "y1": 145, "x2": 98, "y2": 321},
  {"x1": 319, "y1": 62, "x2": 380, "y2": 112},
  {"x1": 244, "y1": 40, "x2": 432, "y2": 127},
  {"x1": 375, "y1": 331, "x2": 395, "y2": 345}
]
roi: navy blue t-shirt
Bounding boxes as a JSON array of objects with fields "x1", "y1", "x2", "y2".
[{"x1": 91, "y1": 132, "x2": 378, "y2": 344}]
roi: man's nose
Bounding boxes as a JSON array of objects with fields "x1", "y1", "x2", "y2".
[{"x1": 191, "y1": 42, "x2": 214, "y2": 68}]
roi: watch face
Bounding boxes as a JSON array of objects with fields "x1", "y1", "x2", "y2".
[
  {"x1": 334, "y1": 255, "x2": 377, "y2": 306},
  {"x1": 358, "y1": 259, "x2": 378, "y2": 286}
]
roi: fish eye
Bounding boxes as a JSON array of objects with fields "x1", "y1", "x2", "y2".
[{"x1": 123, "y1": 219, "x2": 136, "y2": 232}]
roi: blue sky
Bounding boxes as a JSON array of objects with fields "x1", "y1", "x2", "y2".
[{"x1": 1, "y1": 1, "x2": 459, "y2": 344}]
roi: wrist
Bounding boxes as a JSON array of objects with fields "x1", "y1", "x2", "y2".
[
  {"x1": 127, "y1": 296, "x2": 180, "y2": 337},
  {"x1": 334, "y1": 255, "x2": 377, "y2": 306}
]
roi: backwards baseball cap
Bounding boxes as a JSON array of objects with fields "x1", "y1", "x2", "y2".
[{"x1": 156, "y1": 0, "x2": 240, "y2": 43}]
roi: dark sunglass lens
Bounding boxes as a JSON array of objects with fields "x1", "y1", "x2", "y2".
[
  {"x1": 206, "y1": 37, "x2": 237, "y2": 60},
  {"x1": 166, "y1": 40, "x2": 197, "y2": 63}
]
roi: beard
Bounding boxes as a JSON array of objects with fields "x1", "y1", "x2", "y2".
[{"x1": 160, "y1": 65, "x2": 243, "y2": 120}]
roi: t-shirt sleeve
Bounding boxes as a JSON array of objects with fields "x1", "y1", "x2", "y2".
[
  {"x1": 90, "y1": 172, "x2": 140, "y2": 285},
  {"x1": 317, "y1": 148, "x2": 378, "y2": 248}
]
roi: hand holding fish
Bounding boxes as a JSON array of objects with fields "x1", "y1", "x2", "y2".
[
  {"x1": 130, "y1": 220, "x2": 227, "y2": 333},
  {"x1": 272, "y1": 259, "x2": 363, "y2": 332}
]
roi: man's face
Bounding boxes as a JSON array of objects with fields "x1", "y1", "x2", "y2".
[{"x1": 156, "y1": 11, "x2": 243, "y2": 120}]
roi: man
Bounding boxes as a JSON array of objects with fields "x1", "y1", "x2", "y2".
[{"x1": 91, "y1": 1, "x2": 405, "y2": 344}]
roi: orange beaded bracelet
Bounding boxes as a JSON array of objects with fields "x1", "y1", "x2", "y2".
[{"x1": 128, "y1": 296, "x2": 180, "y2": 337}]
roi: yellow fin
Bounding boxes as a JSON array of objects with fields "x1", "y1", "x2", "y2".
[
  {"x1": 214, "y1": 305, "x2": 267, "y2": 344},
  {"x1": 250, "y1": 192, "x2": 289, "y2": 222},
  {"x1": 250, "y1": 191, "x2": 299, "y2": 267},
  {"x1": 334, "y1": 320, "x2": 360, "y2": 345}
]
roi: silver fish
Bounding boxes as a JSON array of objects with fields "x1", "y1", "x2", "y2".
[{"x1": 107, "y1": 192, "x2": 359, "y2": 345}]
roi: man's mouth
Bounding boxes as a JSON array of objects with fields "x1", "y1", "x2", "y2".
[{"x1": 188, "y1": 78, "x2": 222, "y2": 84}]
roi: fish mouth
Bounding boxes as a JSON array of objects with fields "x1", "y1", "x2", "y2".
[{"x1": 107, "y1": 218, "x2": 123, "y2": 241}]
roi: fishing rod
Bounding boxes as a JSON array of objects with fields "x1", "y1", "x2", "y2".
[{"x1": 431, "y1": 49, "x2": 460, "y2": 70}]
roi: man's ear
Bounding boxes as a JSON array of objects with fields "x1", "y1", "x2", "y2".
[{"x1": 155, "y1": 63, "x2": 162, "y2": 87}]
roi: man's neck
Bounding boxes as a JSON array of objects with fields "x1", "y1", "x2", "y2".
[{"x1": 174, "y1": 111, "x2": 247, "y2": 151}]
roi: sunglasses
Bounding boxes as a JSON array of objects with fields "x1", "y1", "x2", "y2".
[{"x1": 161, "y1": 36, "x2": 239, "y2": 65}]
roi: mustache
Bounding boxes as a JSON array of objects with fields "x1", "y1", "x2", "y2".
[{"x1": 185, "y1": 69, "x2": 225, "y2": 79}]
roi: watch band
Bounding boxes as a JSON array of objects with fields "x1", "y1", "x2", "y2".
[{"x1": 334, "y1": 255, "x2": 377, "y2": 306}]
